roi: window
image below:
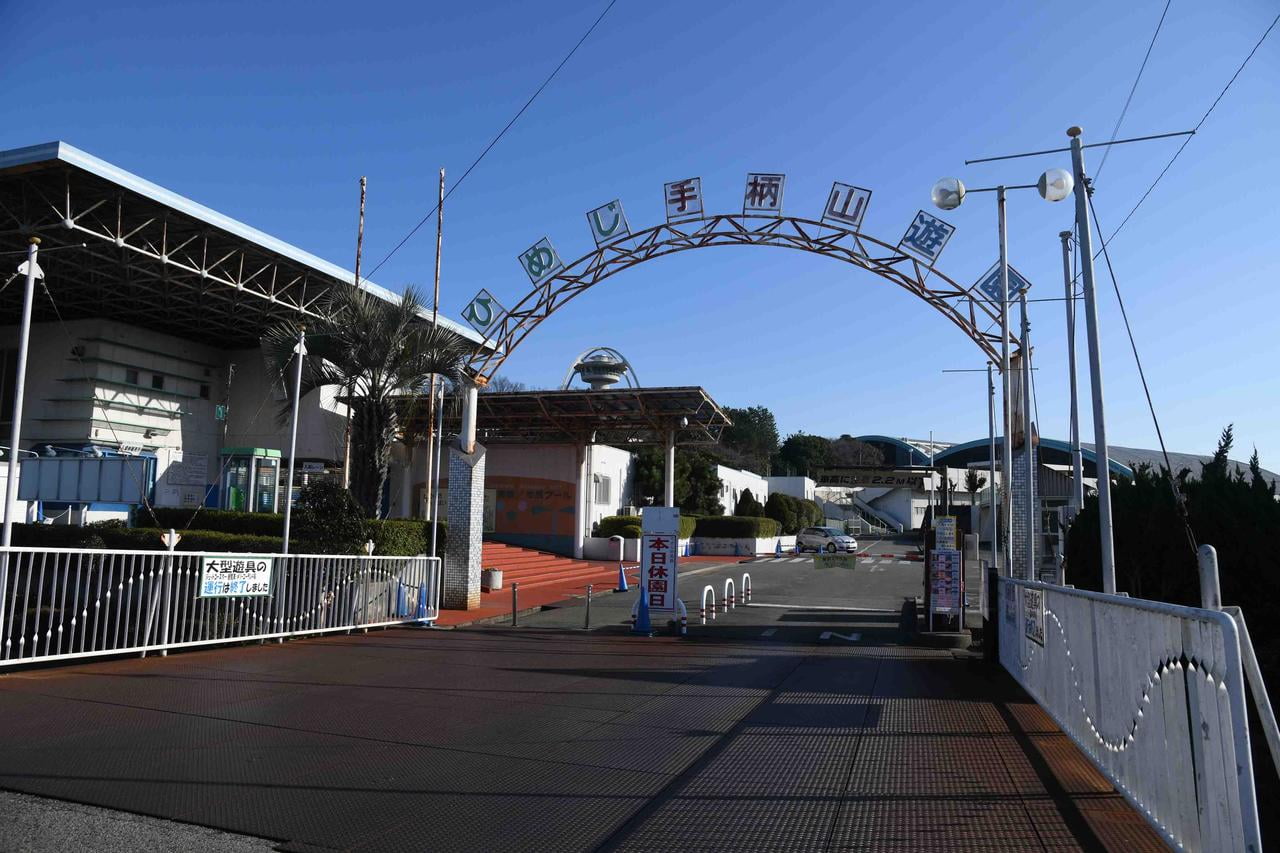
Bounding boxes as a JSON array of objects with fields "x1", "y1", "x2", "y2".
[
  {"x1": 125, "y1": 368, "x2": 138, "y2": 385},
  {"x1": 151, "y1": 374, "x2": 164, "y2": 390},
  {"x1": 199, "y1": 383, "x2": 210, "y2": 399},
  {"x1": 593, "y1": 474, "x2": 612, "y2": 505}
]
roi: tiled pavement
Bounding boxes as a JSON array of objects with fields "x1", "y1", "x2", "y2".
[{"x1": 0, "y1": 627, "x2": 1166, "y2": 852}]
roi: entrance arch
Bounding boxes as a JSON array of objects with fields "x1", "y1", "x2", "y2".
[{"x1": 466, "y1": 212, "x2": 1003, "y2": 381}]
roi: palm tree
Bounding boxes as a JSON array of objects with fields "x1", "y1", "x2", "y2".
[{"x1": 264, "y1": 285, "x2": 471, "y2": 517}]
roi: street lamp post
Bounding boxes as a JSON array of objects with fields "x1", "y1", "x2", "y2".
[
  {"x1": 932, "y1": 171, "x2": 1071, "y2": 580},
  {"x1": 1018, "y1": 288, "x2": 1035, "y2": 579},
  {"x1": 1, "y1": 237, "x2": 42, "y2": 547}
]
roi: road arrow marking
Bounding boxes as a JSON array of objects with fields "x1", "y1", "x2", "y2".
[
  {"x1": 760, "y1": 628, "x2": 777, "y2": 637},
  {"x1": 819, "y1": 631, "x2": 862, "y2": 642}
]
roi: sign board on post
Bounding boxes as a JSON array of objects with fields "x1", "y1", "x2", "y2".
[
  {"x1": 199, "y1": 555, "x2": 274, "y2": 598},
  {"x1": 1023, "y1": 587, "x2": 1045, "y2": 646},
  {"x1": 929, "y1": 549, "x2": 962, "y2": 616},
  {"x1": 933, "y1": 516, "x2": 957, "y2": 551},
  {"x1": 640, "y1": 507, "x2": 679, "y2": 614}
]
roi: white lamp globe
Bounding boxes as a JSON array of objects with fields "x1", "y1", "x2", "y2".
[
  {"x1": 931, "y1": 177, "x2": 966, "y2": 211},
  {"x1": 1038, "y1": 168, "x2": 1074, "y2": 202}
]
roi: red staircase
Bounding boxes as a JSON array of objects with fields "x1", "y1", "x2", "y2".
[{"x1": 480, "y1": 541, "x2": 628, "y2": 593}]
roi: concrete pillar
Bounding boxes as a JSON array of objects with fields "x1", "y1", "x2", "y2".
[
  {"x1": 664, "y1": 430, "x2": 676, "y2": 508},
  {"x1": 460, "y1": 382, "x2": 479, "y2": 454},
  {"x1": 444, "y1": 441, "x2": 486, "y2": 609}
]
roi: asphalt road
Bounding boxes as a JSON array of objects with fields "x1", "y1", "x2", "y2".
[{"x1": 519, "y1": 535, "x2": 985, "y2": 641}]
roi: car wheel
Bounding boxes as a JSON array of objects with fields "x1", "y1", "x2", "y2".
[{"x1": 826, "y1": 543, "x2": 837, "y2": 554}]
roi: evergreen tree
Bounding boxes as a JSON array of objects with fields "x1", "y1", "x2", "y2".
[{"x1": 733, "y1": 488, "x2": 764, "y2": 517}]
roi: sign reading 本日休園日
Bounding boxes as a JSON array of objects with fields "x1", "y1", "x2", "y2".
[
  {"x1": 200, "y1": 555, "x2": 274, "y2": 598},
  {"x1": 641, "y1": 506, "x2": 680, "y2": 613}
]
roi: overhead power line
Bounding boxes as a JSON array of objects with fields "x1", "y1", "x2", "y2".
[
  {"x1": 1100, "y1": 11, "x2": 1280, "y2": 248},
  {"x1": 1094, "y1": 0, "x2": 1174, "y2": 182},
  {"x1": 365, "y1": 0, "x2": 620, "y2": 280}
]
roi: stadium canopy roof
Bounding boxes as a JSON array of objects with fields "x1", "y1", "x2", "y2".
[
  {"x1": 0, "y1": 141, "x2": 485, "y2": 348},
  {"x1": 401, "y1": 387, "x2": 731, "y2": 446}
]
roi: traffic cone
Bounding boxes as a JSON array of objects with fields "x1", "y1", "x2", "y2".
[
  {"x1": 632, "y1": 591, "x2": 653, "y2": 636},
  {"x1": 615, "y1": 561, "x2": 629, "y2": 592}
]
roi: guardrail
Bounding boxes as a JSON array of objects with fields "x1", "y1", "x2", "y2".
[
  {"x1": 997, "y1": 576, "x2": 1261, "y2": 852},
  {"x1": 0, "y1": 545, "x2": 440, "y2": 668}
]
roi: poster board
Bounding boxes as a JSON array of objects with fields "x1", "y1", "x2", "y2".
[
  {"x1": 929, "y1": 548, "x2": 962, "y2": 616},
  {"x1": 199, "y1": 555, "x2": 274, "y2": 598}
]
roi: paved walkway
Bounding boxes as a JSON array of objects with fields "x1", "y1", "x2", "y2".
[{"x1": 0, "y1": 621, "x2": 1164, "y2": 852}]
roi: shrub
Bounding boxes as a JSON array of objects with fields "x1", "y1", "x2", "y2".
[
  {"x1": 764, "y1": 493, "x2": 823, "y2": 534},
  {"x1": 293, "y1": 480, "x2": 366, "y2": 554},
  {"x1": 733, "y1": 489, "x2": 764, "y2": 517},
  {"x1": 94, "y1": 526, "x2": 284, "y2": 553},
  {"x1": 133, "y1": 507, "x2": 285, "y2": 537},
  {"x1": 596, "y1": 514, "x2": 697, "y2": 539},
  {"x1": 596, "y1": 516, "x2": 642, "y2": 539},
  {"x1": 10, "y1": 523, "x2": 106, "y2": 549},
  {"x1": 693, "y1": 515, "x2": 779, "y2": 538},
  {"x1": 364, "y1": 518, "x2": 445, "y2": 556}
]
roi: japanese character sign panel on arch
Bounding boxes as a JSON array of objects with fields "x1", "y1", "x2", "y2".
[{"x1": 641, "y1": 506, "x2": 680, "y2": 613}]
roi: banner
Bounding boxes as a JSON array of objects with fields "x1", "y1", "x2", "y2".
[{"x1": 641, "y1": 507, "x2": 680, "y2": 613}]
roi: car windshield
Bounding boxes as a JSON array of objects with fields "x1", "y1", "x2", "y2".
[{"x1": 820, "y1": 528, "x2": 842, "y2": 536}]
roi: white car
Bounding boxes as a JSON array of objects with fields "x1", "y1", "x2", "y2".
[{"x1": 797, "y1": 526, "x2": 859, "y2": 553}]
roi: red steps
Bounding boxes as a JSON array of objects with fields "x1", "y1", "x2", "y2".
[{"x1": 479, "y1": 542, "x2": 632, "y2": 592}]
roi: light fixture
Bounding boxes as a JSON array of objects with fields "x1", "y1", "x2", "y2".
[
  {"x1": 931, "y1": 177, "x2": 966, "y2": 211},
  {"x1": 1037, "y1": 168, "x2": 1074, "y2": 202}
]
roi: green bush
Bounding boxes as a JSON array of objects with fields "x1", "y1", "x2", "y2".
[
  {"x1": 94, "y1": 526, "x2": 284, "y2": 552},
  {"x1": 733, "y1": 489, "x2": 764, "y2": 517},
  {"x1": 293, "y1": 480, "x2": 366, "y2": 554},
  {"x1": 693, "y1": 515, "x2": 779, "y2": 538},
  {"x1": 764, "y1": 493, "x2": 823, "y2": 534},
  {"x1": 596, "y1": 514, "x2": 697, "y2": 539},
  {"x1": 596, "y1": 516, "x2": 642, "y2": 539},
  {"x1": 364, "y1": 518, "x2": 446, "y2": 556},
  {"x1": 133, "y1": 507, "x2": 285, "y2": 536},
  {"x1": 10, "y1": 523, "x2": 106, "y2": 549}
]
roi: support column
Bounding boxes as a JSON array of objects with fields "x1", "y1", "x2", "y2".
[
  {"x1": 444, "y1": 442, "x2": 485, "y2": 610},
  {"x1": 400, "y1": 442, "x2": 415, "y2": 518},
  {"x1": 663, "y1": 430, "x2": 676, "y2": 508}
]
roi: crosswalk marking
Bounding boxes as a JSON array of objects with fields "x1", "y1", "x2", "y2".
[{"x1": 788, "y1": 557, "x2": 806, "y2": 563}]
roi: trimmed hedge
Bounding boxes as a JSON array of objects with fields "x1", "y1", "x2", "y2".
[
  {"x1": 693, "y1": 515, "x2": 779, "y2": 538},
  {"x1": 12, "y1": 523, "x2": 106, "y2": 549},
  {"x1": 595, "y1": 514, "x2": 697, "y2": 539},
  {"x1": 133, "y1": 508, "x2": 285, "y2": 537},
  {"x1": 366, "y1": 519, "x2": 446, "y2": 556}
]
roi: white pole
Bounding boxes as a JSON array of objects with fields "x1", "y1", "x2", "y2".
[
  {"x1": 281, "y1": 328, "x2": 305, "y2": 555},
  {"x1": 987, "y1": 362, "x2": 998, "y2": 570},
  {"x1": 664, "y1": 429, "x2": 676, "y2": 508},
  {"x1": 429, "y1": 382, "x2": 446, "y2": 558},
  {"x1": 2, "y1": 238, "x2": 41, "y2": 547},
  {"x1": 0, "y1": 237, "x2": 41, "y2": 656},
  {"x1": 1068, "y1": 126, "x2": 1117, "y2": 593},
  {"x1": 997, "y1": 188, "x2": 1013, "y2": 577},
  {"x1": 1060, "y1": 231, "x2": 1084, "y2": 516},
  {"x1": 1019, "y1": 290, "x2": 1035, "y2": 579}
]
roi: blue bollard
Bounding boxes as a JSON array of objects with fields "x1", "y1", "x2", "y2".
[
  {"x1": 396, "y1": 582, "x2": 407, "y2": 618},
  {"x1": 734, "y1": 541, "x2": 741, "y2": 557},
  {"x1": 416, "y1": 582, "x2": 428, "y2": 620},
  {"x1": 775, "y1": 539, "x2": 782, "y2": 557},
  {"x1": 615, "y1": 561, "x2": 629, "y2": 592}
]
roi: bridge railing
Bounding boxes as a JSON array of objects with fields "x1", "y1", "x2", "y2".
[
  {"x1": 0, "y1": 546, "x2": 440, "y2": 668},
  {"x1": 997, "y1": 577, "x2": 1261, "y2": 852}
]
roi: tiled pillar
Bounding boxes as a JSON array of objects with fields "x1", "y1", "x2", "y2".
[
  {"x1": 1011, "y1": 444, "x2": 1037, "y2": 580},
  {"x1": 444, "y1": 442, "x2": 485, "y2": 609}
]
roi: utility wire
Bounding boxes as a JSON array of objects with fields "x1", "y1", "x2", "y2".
[
  {"x1": 1095, "y1": 0, "x2": 1174, "y2": 182},
  {"x1": 1086, "y1": 191, "x2": 1198, "y2": 557},
  {"x1": 1098, "y1": 11, "x2": 1279, "y2": 250},
  {"x1": 365, "y1": 0, "x2": 620, "y2": 280}
]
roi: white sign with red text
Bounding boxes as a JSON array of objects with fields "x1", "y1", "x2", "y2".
[{"x1": 641, "y1": 507, "x2": 680, "y2": 613}]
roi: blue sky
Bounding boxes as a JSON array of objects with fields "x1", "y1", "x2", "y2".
[{"x1": 4, "y1": 1, "x2": 1278, "y2": 461}]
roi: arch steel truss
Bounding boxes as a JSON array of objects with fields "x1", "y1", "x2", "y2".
[{"x1": 468, "y1": 213, "x2": 1002, "y2": 381}]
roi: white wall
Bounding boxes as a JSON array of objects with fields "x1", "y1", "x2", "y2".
[
  {"x1": 767, "y1": 476, "x2": 815, "y2": 501},
  {"x1": 716, "y1": 465, "x2": 768, "y2": 515},
  {"x1": 588, "y1": 444, "x2": 635, "y2": 531}
]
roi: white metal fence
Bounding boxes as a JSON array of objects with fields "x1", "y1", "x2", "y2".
[
  {"x1": 0, "y1": 546, "x2": 440, "y2": 668},
  {"x1": 997, "y1": 577, "x2": 1261, "y2": 852}
]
